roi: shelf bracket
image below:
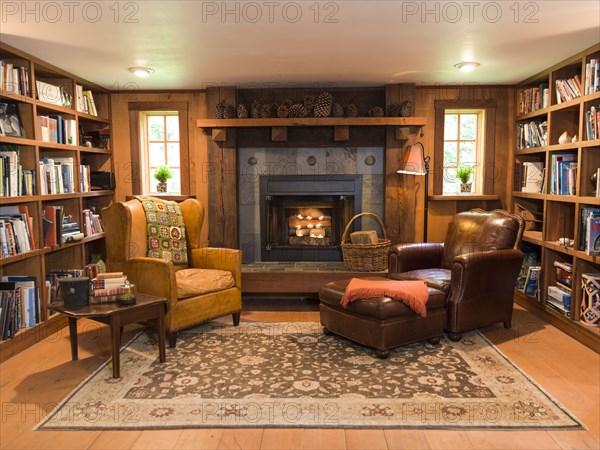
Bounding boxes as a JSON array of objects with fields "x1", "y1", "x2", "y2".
[
  {"x1": 271, "y1": 126, "x2": 288, "y2": 142},
  {"x1": 334, "y1": 125, "x2": 350, "y2": 142},
  {"x1": 211, "y1": 128, "x2": 227, "y2": 142}
]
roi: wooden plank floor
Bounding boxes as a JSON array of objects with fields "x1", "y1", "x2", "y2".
[{"x1": 0, "y1": 302, "x2": 598, "y2": 450}]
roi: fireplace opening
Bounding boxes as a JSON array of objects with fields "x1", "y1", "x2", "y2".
[{"x1": 260, "y1": 175, "x2": 362, "y2": 261}]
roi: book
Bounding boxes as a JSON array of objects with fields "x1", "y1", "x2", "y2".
[
  {"x1": 524, "y1": 266, "x2": 541, "y2": 298},
  {"x1": 0, "y1": 102, "x2": 25, "y2": 138},
  {"x1": 586, "y1": 216, "x2": 600, "y2": 255}
]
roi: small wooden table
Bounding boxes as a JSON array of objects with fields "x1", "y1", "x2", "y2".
[{"x1": 49, "y1": 294, "x2": 168, "y2": 378}]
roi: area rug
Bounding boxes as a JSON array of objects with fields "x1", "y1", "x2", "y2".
[{"x1": 36, "y1": 322, "x2": 584, "y2": 430}]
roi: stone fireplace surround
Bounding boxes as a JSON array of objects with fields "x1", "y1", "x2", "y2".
[{"x1": 238, "y1": 147, "x2": 385, "y2": 263}]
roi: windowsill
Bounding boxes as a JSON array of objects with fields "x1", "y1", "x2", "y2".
[
  {"x1": 126, "y1": 194, "x2": 195, "y2": 202},
  {"x1": 429, "y1": 194, "x2": 500, "y2": 201}
]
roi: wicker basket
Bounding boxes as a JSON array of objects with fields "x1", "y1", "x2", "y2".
[{"x1": 341, "y1": 212, "x2": 391, "y2": 272}]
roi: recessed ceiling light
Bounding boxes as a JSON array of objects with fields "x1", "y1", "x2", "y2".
[
  {"x1": 128, "y1": 67, "x2": 154, "y2": 77},
  {"x1": 454, "y1": 62, "x2": 480, "y2": 73}
]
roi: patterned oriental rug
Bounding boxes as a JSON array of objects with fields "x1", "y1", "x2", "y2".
[{"x1": 36, "y1": 322, "x2": 584, "y2": 430}]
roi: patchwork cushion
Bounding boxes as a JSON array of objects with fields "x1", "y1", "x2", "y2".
[{"x1": 176, "y1": 268, "x2": 235, "y2": 299}]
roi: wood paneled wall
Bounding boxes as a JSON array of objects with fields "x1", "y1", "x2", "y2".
[
  {"x1": 110, "y1": 91, "x2": 209, "y2": 243},
  {"x1": 110, "y1": 85, "x2": 514, "y2": 247}
]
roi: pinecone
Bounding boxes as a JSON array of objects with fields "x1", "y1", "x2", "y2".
[
  {"x1": 282, "y1": 98, "x2": 293, "y2": 108},
  {"x1": 368, "y1": 106, "x2": 384, "y2": 117},
  {"x1": 250, "y1": 101, "x2": 261, "y2": 118},
  {"x1": 214, "y1": 101, "x2": 225, "y2": 119},
  {"x1": 237, "y1": 103, "x2": 248, "y2": 119},
  {"x1": 400, "y1": 101, "x2": 412, "y2": 117},
  {"x1": 260, "y1": 103, "x2": 274, "y2": 118},
  {"x1": 303, "y1": 95, "x2": 315, "y2": 111},
  {"x1": 276, "y1": 104, "x2": 289, "y2": 118},
  {"x1": 388, "y1": 102, "x2": 402, "y2": 117},
  {"x1": 289, "y1": 103, "x2": 308, "y2": 118},
  {"x1": 223, "y1": 103, "x2": 235, "y2": 119},
  {"x1": 314, "y1": 91, "x2": 333, "y2": 117},
  {"x1": 345, "y1": 103, "x2": 358, "y2": 118},
  {"x1": 332, "y1": 103, "x2": 344, "y2": 118}
]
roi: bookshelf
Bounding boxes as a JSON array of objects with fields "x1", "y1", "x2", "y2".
[
  {"x1": 512, "y1": 43, "x2": 600, "y2": 351},
  {"x1": 0, "y1": 43, "x2": 114, "y2": 361}
]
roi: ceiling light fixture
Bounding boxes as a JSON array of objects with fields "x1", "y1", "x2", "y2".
[
  {"x1": 454, "y1": 62, "x2": 480, "y2": 73},
  {"x1": 128, "y1": 67, "x2": 154, "y2": 77}
]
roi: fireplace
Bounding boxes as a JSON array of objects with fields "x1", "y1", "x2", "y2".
[{"x1": 260, "y1": 175, "x2": 362, "y2": 261}]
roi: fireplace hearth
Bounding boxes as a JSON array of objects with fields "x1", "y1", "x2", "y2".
[{"x1": 260, "y1": 175, "x2": 362, "y2": 261}]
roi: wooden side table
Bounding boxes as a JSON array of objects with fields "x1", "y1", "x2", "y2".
[{"x1": 49, "y1": 293, "x2": 168, "y2": 378}]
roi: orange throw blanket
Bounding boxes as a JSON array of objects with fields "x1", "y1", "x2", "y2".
[{"x1": 341, "y1": 278, "x2": 429, "y2": 318}]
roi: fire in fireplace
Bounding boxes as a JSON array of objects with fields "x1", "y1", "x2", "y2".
[{"x1": 260, "y1": 175, "x2": 362, "y2": 261}]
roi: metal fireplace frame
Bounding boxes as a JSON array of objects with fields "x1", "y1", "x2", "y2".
[{"x1": 259, "y1": 175, "x2": 363, "y2": 262}]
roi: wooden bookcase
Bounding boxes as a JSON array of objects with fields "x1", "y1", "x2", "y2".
[
  {"x1": 512, "y1": 43, "x2": 600, "y2": 351},
  {"x1": 0, "y1": 43, "x2": 114, "y2": 361}
]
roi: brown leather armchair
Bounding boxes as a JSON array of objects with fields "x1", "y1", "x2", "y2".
[
  {"x1": 102, "y1": 198, "x2": 242, "y2": 347},
  {"x1": 388, "y1": 209, "x2": 524, "y2": 341}
]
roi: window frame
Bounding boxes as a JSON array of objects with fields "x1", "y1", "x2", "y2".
[
  {"x1": 128, "y1": 101, "x2": 190, "y2": 196},
  {"x1": 433, "y1": 100, "x2": 496, "y2": 196}
]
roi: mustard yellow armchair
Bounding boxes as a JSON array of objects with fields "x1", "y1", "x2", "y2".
[{"x1": 102, "y1": 198, "x2": 242, "y2": 347}]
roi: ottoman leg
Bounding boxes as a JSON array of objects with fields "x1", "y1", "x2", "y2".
[
  {"x1": 375, "y1": 349, "x2": 390, "y2": 359},
  {"x1": 427, "y1": 336, "x2": 441, "y2": 345},
  {"x1": 447, "y1": 331, "x2": 462, "y2": 342},
  {"x1": 323, "y1": 326, "x2": 333, "y2": 336}
]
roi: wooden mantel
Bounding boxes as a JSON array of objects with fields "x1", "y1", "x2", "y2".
[{"x1": 197, "y1": 117, "x2": 427, "y2": 142}]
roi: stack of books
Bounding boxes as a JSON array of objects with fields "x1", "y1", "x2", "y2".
[
  {"x1": 90, "y1": 272, "x2": 128, "y2": 304},
  {"x1": 547, "y1": 260, "x2": 573, "y2": 317},
  {"x1": 61, "y1": 215, "x2": 84, "y2": 243}
]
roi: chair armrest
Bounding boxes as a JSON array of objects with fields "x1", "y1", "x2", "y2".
[
  {"x1": 448, "y1": 249, "x2": 524, "y2": 305},
  {"x1": 124, "y1": 257, "x2": 178, "y2": 302},
  {"x1": 388, "y1": 243, "x2": 444, "y2": 274},
  {"x1": 190, "y1": 248, "x2": 242, "y2": 289}
]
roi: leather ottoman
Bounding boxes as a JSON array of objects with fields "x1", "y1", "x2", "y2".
[{"x1": 318, "y1": 277, "x2": 446, "y2": 358}]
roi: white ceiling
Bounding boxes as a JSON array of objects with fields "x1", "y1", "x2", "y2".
[{"x1": 2, "y1": 1, "x2": 599, "y2": 89}]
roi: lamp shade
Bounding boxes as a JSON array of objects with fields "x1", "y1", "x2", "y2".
[{"x1": 397, "y1": 142, "x2": 427, "y2": 175}]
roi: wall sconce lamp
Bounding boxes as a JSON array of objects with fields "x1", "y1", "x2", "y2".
[{"x1": 397, "y1": 142, "x2": 430, "y2": 242}]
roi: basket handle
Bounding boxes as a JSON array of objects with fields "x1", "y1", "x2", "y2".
[{"x1": 341, "y1": 212, "x2": 388, "y2": 243}]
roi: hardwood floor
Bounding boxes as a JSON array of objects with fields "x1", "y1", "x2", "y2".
[{"x1": 0, "y1": 302, "x2": 598, "y2": 450}]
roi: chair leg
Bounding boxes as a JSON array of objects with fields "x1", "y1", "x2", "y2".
[
  {"x1": 232, "y1": 311, "x2": 241, "y2": 326},
  {"x1": 447, "y1": 331, "x2": 462, "y2": 342},
  {"x1": 503, "y1": 320, "x2": 512, "y2": 329},
  {"x1": 323, "y1": 326, "x2": 333, "y2": 336},
  {"x1": 427, "y1": 336, "x2": 441, "y2": 345},
  {"x1": 375, "y1": 349, "x2": 390, "y2": 359},
  {"x1": 167, "y1": 330, "x2": 177, "y2": 348}
]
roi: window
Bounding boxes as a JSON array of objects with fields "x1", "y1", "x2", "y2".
[
  {"x1": 442, "y1": 110, "x2": 485, "y2": 194},
  {"x1": 433, "y1": 100, "x2": 496, "y2": 196},
  {"x1": 140, "y1": 112, "x2": 181, "y2": 194}
]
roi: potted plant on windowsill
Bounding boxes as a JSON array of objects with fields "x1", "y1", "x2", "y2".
[
  {"x1": 154, "y1": 165, "x2": 172, "y2": 193},
  {"x1": 456, "y1": 165, "x2": 474, "y2": 193}
]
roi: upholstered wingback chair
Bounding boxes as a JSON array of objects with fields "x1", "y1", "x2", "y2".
[
  {"x1": 102, "y1": 198, "x2": 242, "y2": 347},
  {"x1": 388, "y1": 209, "x2": 524, "y2": 341}
]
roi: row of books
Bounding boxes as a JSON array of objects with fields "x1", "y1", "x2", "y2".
[
  {"x1": 516, "y1": 120, "x2": 547, "y2": 149},
  {"x1": 90, "y1": 272, "x2": 127, "y2": 303},
  {"x1": 75, "y1": 84, "x2": 98, "y2": 116},
  {"x1": 518, "y1": 161, "x2": 544, "y2": 193},
  {"x1": 0, "y1": 62, "x2": 30, "y2": 97},
  {"x1": 584, "y1": 58, "x2": 600, "y2": 95},
  {"x1": 1, "y1": 276, "x2": 41, "y2": 341},
  {"x1": 581, "y1": 207, "x2": 600, "y2": 255},
  {"x1": 38, "y1": 157, "x2": 75, "y2": 195},
  {"x1": 0, "y1": 205, "x2": 35, "y2": 257},
  {"x1": 37, "y1": 115, "x2": 77, "y2": 145},
  {"x1": 584, "y1": 104, "x2": 600, "y2": 141},
  {"x1": 517, "y1": 83, "x2": 549, "y2": 116},
  {"x1": 82, "y1": 209, "x2": 104, "y2": 237},
  {"x1": 0, "y1": 146, "x2": 35, "y2": 197},
  {"x1": 549, "y1": 153, "x2": 577, "y2": 196},
  {"x1": 555, "y1": 76, "x2": 582, "y2": 104}
]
